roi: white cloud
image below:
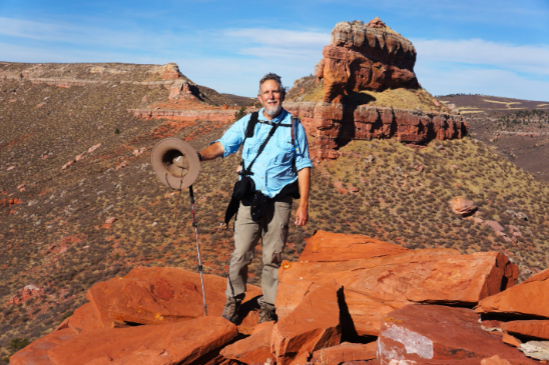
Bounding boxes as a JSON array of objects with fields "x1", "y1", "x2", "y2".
[
  {"x1": 413, "y1": 38, "x2": 549, "y2": 76},
  {"x1": 222, "y1": 28, "x2": 328, "y2": 62},
  {"x1": 0, "y1": 16, "x2": 179, "y2": 51},
  {"x1": 223, "y1": 28, "x2": 329, "y2": 48}
]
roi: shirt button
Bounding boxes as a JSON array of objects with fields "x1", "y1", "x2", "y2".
[{"x1": 261, "y1": 177, "x2": 264, "y2": 179}]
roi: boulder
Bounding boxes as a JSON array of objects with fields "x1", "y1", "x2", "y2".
[
  {"x1": 272, "y1": 281, "x2": 342, "y2": 364},
  {"x1": 47, "y1": 317, "x2": 237, "y2": 365},
  {"x1": 485, "y1": 220, "x2": 504, "y2": 233},
  {"x1": 220, "y1": 321, "x2": 275, "y2": 364},
  {"x1": 277, "y1": 248, "x2": 518, "y2": 336},
  {"x1": 10, "y1": 328, "x2": 77, "y2": 365},
  {"x1": 299, "y1": 230, "x2": 408, "y2": 262},
  {"x1": 8, "y1": 284, "x2": 43, "y2": 305},
  {"x1": 519, "y1": 341, "x2": 549, "y2": 361},
  {"x1": 501, "y1": 320, "x2": 549, "y2": 340},
  {"x1": 475, "y1": 270, "x2": 549, "y2": 318},
  {"x1": 449, "y1": 196, "x2": 477, "y2": 217},
  {"x1": 309, "y1": 341, "x2": 377, "y2": 363},
  {"x1": 377, "y1": 304, "x2": 537, "y2": 365},
  {"x1": 86, "y1": 266, "x2": 262, "y2": 327}
]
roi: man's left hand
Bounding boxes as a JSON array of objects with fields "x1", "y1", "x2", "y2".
[{"x1": 295, "y1": 205, "x2": 308, "y2": 226}]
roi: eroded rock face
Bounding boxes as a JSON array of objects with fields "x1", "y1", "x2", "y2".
[
  {"x1": 284, "y1": 102, "x2": 468, "y2": 159},
  {"x1": 377, "y1": 305, "x2": 537, "y2": 364},
  {"x1": 318, "y1": 20, "x2": 419, "y2": 103}
]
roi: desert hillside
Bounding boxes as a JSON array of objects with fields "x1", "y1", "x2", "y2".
[
  {"x1": 2, "y1": 60, "x2": 549, "y2": 361},
  {"x1": 466, "y1": 107, "x2": 549, "y2": 182},
  {"x1": 438, "y1": 94, "x2": 549, "y2": 117}
]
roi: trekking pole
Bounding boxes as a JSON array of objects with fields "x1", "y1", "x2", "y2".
[{"x1": 189, "y1": 185, "x2": 208, "y2": 316}]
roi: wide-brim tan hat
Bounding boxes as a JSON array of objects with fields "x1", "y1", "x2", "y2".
[{"x1": 151, "y1": 138, "x2": 200, "y2": 190}]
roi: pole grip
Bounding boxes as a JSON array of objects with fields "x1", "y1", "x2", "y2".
[{"x1": 189, "y1": 185, "x2": 195, "y2": 204}]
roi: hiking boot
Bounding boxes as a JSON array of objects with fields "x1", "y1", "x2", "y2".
[
  {"x1": 222, "y1": 295, "x2": 243, "y2": 324},
  {"x1": 258, "y1": 302, "x2": 276, "y2": 323}
]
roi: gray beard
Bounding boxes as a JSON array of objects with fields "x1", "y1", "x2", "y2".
[{"x1": 264, "y1": 104, "x2": 282, "y2": 118}]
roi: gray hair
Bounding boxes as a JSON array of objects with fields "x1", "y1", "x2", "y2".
[{"x1": 258, "y1": 73, "x2": 285, "y2": 97}]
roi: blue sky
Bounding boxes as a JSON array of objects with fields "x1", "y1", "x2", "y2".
[{"x1": 1, "y1": 0, "x2": 548, "y2": 101}]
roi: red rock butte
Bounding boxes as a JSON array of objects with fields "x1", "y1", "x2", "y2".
[
  {"x1": 285, "y1": 19, "x2": 468, "y2": 160},
  {"x1": 320, "y1": 19, "x2": 419, "y2": 102}
]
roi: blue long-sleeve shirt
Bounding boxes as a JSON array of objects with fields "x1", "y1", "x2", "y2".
[{"x1": 217, "y1": 108, "x2": 313, "y2": 198}]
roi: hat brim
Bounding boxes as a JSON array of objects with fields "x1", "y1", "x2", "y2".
[{"x1": 151, "y1": 138, "x2": 200, "y2": 190}]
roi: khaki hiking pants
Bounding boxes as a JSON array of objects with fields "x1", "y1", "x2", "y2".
[{"x1": 225, "y1": 196, "x2": 292, "y2": 305}]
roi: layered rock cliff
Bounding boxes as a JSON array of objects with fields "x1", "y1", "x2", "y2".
[
  {"x1": 284, "y1": 102, "x2": 467, "y2": 159},
  {"x1": 0, "y1": 62, "x2": 252, "y2": 107}
]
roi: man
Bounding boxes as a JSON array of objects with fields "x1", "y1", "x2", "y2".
[{"x1": 198, "y1": 73, "x2": 312, "y2": 323}]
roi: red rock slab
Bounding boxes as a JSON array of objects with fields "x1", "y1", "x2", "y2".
[
  {"x1": 310, "y1": 341, "x2": 377, "y2": 363},
  {"x1": 47, "y1": 316, "x2": 237, "y2": 365},
  {"x1": 10, "y1": 328, "x2": 77, "y2": 365},
  {"x1": 502, "y1": 333, "x2": 522, "y2": 347},
  {"x1": 348, "y1": 250, "x2": 518, "y2": 305},
  {"x1": 501, "y1": 320, "x2": 549, "y2": 340},
  {"x1": 377, "y1": 305, "x2": 537, "y2": 365},
  {"x1": 277, "y1": 249, "x2": 518, "y2": 336},
  {"x1": 272, "y1": 281, "x2": 342, "y2": 365},
  {"x1": 56, "y1": 302, "x2": 103, "y2": 334},
  {"x1": 475, "y1": 278, "x2": 549, "y2": 318},
  {"x1": 220, "y1": 321, "x2": 275, "y2": 364},
  {"x1": 299, "y1": 230, "x2": 408, "y2": 262},
  {"x1": 86, "y1": 266, "x2": 261, "y2": 327}
]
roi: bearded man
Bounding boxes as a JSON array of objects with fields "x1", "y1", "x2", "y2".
[{"x1": 198, "y1": 73, "x2": 312, "y2": 323}]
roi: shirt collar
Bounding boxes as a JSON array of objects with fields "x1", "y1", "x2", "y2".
[{"x1": 258, "y1": 108, "x2": 287, "y2": 124}]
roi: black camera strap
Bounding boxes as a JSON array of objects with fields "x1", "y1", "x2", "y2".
[{"x1": 240, "y1": 120, "x2": 280, "y2": 176}]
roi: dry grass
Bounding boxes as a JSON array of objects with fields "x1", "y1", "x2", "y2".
[{"x1": 356, "y1": 88, "x2": 448, "y2": 113}]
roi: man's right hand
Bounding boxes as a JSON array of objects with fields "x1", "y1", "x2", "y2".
[{"x1": 199, "y1": 142, "x2": 224, "y2": 161}]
